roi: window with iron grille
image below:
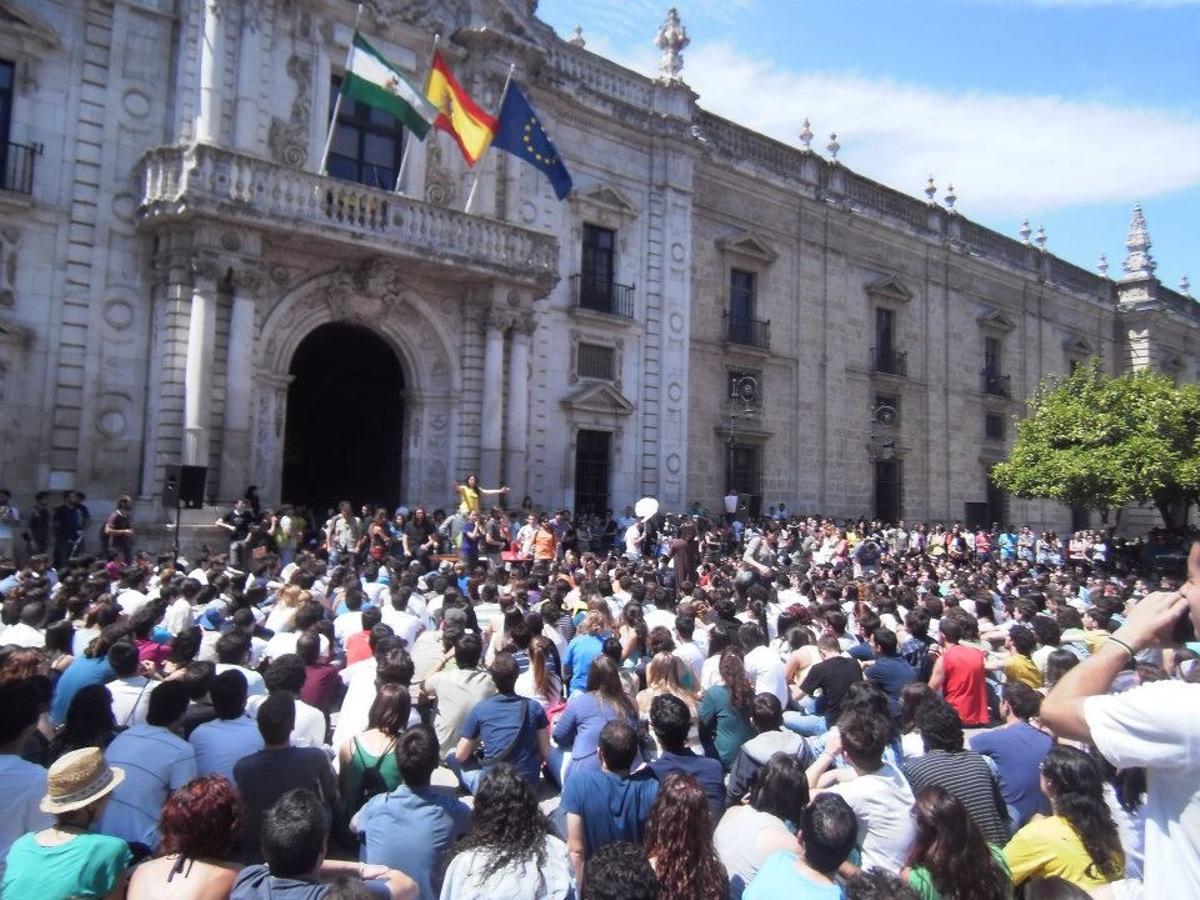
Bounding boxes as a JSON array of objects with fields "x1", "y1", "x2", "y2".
[
  {"x1": 327, "y1": 77, "x2": 408, "y2": 189},
  {"x1": 985, "y1": 412, "x2": 1005, "y2": 440},
  {"x1": 728, "y1": 369, "x2": 762, "y2": 408},
  {"x1": 577, "y1": 342, "x2": 616, "y2": 380}
]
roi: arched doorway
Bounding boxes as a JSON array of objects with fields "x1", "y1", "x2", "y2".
[{"x1": 281, "y1": 322, "x2": 404, "y2": 513}]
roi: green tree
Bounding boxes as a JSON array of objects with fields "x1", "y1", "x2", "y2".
[{"x1": 991, "y1": 361, "x2": 1200, "y2": 529}]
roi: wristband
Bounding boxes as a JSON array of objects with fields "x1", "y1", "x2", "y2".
[{"x1": 1106, "y1": 635, "x2": 1136, "y2": 659}]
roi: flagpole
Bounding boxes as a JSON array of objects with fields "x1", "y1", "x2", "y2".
[
  {"x1": 319, "y1": 4, "x2": 364, "y2": 176},
  {"x1": 464, "y1": 62, "x2": 515, "y2": 215},
  {"x1": 393, "y1": 33, "x2": 440, "y2": 194}
]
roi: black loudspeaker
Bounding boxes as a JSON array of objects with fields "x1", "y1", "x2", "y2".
[{"x1": 164, "y1": 464, "x2": 208, "y2": 509}]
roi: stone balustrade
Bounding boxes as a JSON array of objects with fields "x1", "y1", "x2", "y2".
[{"x1": 136, "y1": 143, "x2": 559, "y2": 290}]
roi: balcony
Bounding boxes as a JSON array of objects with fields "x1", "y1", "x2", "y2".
[
  {"x1": 569, "y1": 273, "x2": 635, "y2": 319},
  {"x1": 135, "y1": 144, "x2": 559, "y2": 290},
  {"x1": 871, "y1": 346, "x2": 908, "y2": 377},
  {"x1": 982, "y1": 371, "x2": 1012, "y2": 397},
  {"x1": 724, "y1": 311, "x2": 771, "y2": 350},
  {"x1": 1, "y1": 140, "x2": 39, "y2": 196}
]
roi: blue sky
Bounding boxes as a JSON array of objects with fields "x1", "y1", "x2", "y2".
[{"x1": 537, "y1": 0, "x2": 1200, "y2": 291}]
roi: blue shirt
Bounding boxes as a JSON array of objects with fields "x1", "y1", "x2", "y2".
[
  {"x1": 358, "y1": 784, "x2": 470, "y2": 900},
  {"x1": 744, "y1": 851, "x2": 842, "y2": 900},
  {"x1": 552, "y1": 691, "x2": 639, "y2": 780},
  {"x1": 560, "y1": 768, "x2": 659, "y2": 858},
  {"x1": 649, "y1": 749, "x2": 726, "y2": 822},
  {"x1": 50, "y1": 655, "x2": 115, "y2": 724},
  {"x1": 864, "y1": 654, "x2": 917, "y2": 717},
  {"x1": 968, "y1": 721, "x2": 1053, "y2": 827},
  {"x1": 461, "y1": 693, "x2": 549, "y2": 787},
  {"x1": 562, "y1": 633, "x2": 605, "y2": 694}
]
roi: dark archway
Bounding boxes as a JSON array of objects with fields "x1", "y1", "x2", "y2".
[{"x1": 281, "y1": 322, "x2": 404, "y2": 514}]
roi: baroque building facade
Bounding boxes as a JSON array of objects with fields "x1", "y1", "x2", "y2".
[{"x1": 0, "y1": 0, "x2": 1195, "y2": 534}]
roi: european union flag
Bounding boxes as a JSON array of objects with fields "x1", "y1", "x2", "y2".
[{"x1": 492, "y1": 82, "x2": 573, "y2": 200}]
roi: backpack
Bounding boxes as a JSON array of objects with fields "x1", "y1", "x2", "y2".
[{"x1": 355, "y1": 738, "x2": 395, "y2": 811}]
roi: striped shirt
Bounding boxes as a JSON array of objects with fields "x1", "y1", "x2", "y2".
[{"x1": 903, "y1": 748, "x2": 1011, "y2": 844}]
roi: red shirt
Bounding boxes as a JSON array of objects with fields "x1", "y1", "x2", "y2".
[
  {"x1": 345, "y1": 630, "x2": 373, "y2": 666},
  {"x1": 942, "y1": 643, "x2": 989, "y2": 726},
  {"x1": 300, "y1": 663, "x2": 341, "y2": 713}
]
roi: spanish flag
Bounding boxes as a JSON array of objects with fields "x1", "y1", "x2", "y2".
[{"x1": 425, "y1": 51, "x2": 497, "y2": 166}]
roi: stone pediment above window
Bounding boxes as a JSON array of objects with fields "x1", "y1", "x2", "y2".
[
  {"x1": 560, "y1": 381, "x2": 635, "y2": 416},
  {"x1": 865, "y1": 275, "x2": 912, "y2": 304},
  {"x1": 717, "y1": 231, "x2": 778, "y2": 265},
  {"x1": 0, "y1": 1, "x2": 59, "y2": 52},
  {"x1": 977, "y1": 306, "x2": 1017, "y2": 333},
  {"x1": 570, "y1": 184, "x2": 639, "y2": 220}
]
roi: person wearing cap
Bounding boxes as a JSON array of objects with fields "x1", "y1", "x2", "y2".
[{"x1": 2, "y1": 746, "x2": 132, "y2": 898}]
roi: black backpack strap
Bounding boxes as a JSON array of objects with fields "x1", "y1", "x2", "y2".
[{"x1": 492, "y1": 698, "x2": 529, "y2": 763}]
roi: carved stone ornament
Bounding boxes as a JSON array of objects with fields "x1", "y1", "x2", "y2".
[
  {"x1": 362, "y1": 0, "x2": 472, "y2": 36},
  {"x1": 654, "y1": 7, "x2": 690, "y2": 84},
  {"x1": 268, "y1": 54, "x2": 312, "y2": 168},
  {"x1": 1123, "y1": 203, "x2": 1156, "y2": 278}
]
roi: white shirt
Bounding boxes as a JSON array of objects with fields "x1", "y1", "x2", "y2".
[
  {"x1": 1086, "y1": 680, "x2": 1200, "y2": 900},
  {"x1": 0, "y1": 754, "x2": 52, "y2": 883},
  {"x1": 100, "y1": 724, "x2": 197, "y2": 849},
  {"x1": 189, "y1": 714, "x2": 264, "y2": 781},
  {"x1": 117, "y1": 587, "x2": 151, "y2": 617},
  {"x1": 246, "y1": 694, "x2": 327, "y2": 750},
  {"x1": 107, "y1": 676, "x2": 156, "y2": 728},
  {"x1": 673, "y1": 639, "x2": 705, "y2": 685},
  {"x1": 381, "y1": 607, "x2": 424, "y2": 648},
  {"x1": 624, "y1": 522, "x2": 643, "y2": 557},
  {"x1": 828, "y1": 762, "x2": 917, "y2": 872},
  {"x1": 0, "y1": 622, "x2": 45, "y2": 648},
  {"x1": 743, "y1": 644, "x2": 789, "y2": 706},
  {"x1": 162, "y1": 597, "x2": 194, "y2": 635}
]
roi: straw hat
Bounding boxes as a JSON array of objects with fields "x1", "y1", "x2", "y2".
[{"x1": 40, "y1": 747, "x2": 125, "y2": 814}]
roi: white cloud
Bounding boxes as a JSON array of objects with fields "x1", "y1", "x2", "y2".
[{"x1": 601, "y1": 40, "x2": 1200, "y2": 218}]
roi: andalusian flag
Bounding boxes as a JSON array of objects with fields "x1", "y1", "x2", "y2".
[
  {"x1": 425, "y1": 51, "x2": 497, "y2": 166},
  {"x1": 342, "y1": 33, "x2": 437, "y2": 138}
]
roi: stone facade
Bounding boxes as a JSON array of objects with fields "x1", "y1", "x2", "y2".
[{"x1": 0, "y1": 0, "x2": 1195, "y2": 537}]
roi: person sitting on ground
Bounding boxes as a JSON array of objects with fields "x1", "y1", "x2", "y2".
[
  {"x1": 785, "y1": 635, "x2": 863, "y2": 738},
  {"x1": 901, "y1": 784, "x2": 1013, "y2": 900},
  {"x1": 252, "y1": 653, "x2": 328, "y2": 748},
  {"x1": 0, "y1": 681, "x2": 53, "y2": 882},
  {"x1": 968, "y1": 681, "x2": 1053, "y2": 830},
  {"x1": 561, "y1": 719, "x2": 660, "y2": 888},
  {"x1": 421, "y1": 631, "x2": 497, "y2": 756},
  {"x1": 338, "y1": 682, "x2": 409, "y2": 833},
  {"x1": 844, "y1": 868, "x2": 921, "y2": 900},
  {"x1": 2, "y1": 747, "x2": 132, "y2": 898},
  {"x1": 903, "y1": 697, "x2": 1011, "y2": 846},
  {"x1": 100, "y1": 679, "x2": 198, "y2": 851},
  {"x1": 643, "y1": 772, "x2": 728, "y2": 900},
  {"x1": 447, "y1": 652, "x2": 550, "y2": 793},
  {"x1": 126, "y1": 774, "x2": 243, "y2": 899},
  {"x1": 697, "y1": 650, "x2": 757, "y2": 771},
  {"x1": 229, "y1": 788, "x2": 416, "y2": 899},
  {"x1": 234, "y1": 692, "x2": 337, "y2": 864},
  {"x1": 646, "y1": 692, "x2": 726, "y2": 822},
  {"x1": 742, "y1": 793, "x2": 859, "y2": 899},
  {"x1": 580, "y1": 841, "x2": 658, "y2": 900},
  {"x1": 551, "y1": 653, "x2": 641, "y2": 784},
  {"x1": 105, "y1": 638, "x2": 157, "y2": 729},
  {"x1": 189, "y1": 668, "x2": 263, "y2": 781},
  {"x1": 438, "y1": 762, "x2": 572, "y2": 900},
  {"x1": 354, "y1": 724, "x2": 470, "y2": 900},
  {"x1": 715, "y1": 752, "x2": 811, "y2": 899},
  {"x1": 726, "y1": 692, "x2": 813, "y2": 808}
]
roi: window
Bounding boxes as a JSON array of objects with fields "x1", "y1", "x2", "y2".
[
  {"x1": 327, "y1": 77, "x2": 407, "y2": 189},
  {"x1": 875, "y1": 393, "x2": 900, "y2": 426},
  {"x1": 730, "y1": 269, "x2": 756, "y2": 321},
  {"x1": 581, "y1": 224, "x2": 615, "y2": 291},
  {"x1": 574, "y1": 430, "x2": 611, "y2": 515},
  {"x1": 0, "y1": 60, "x2": 13, "y2": 191},
  {"x1": 876, "y1": 307, "x2": 895, "y2": 354},
  {"x1": 577, "y1": 342, "x2": 615, "y2": 380},
  {"x1": 728, "y1": 369, "x2": 762, "y2": 408},
  {"x1": 984, "y1": 336, "x2": 1001, "y2": 376},
  {"x1": 985, "y1": 412, "x2": 1005, "y2": 440},
  {"x1": 725, "y1": 444, "x2": 762, "y2": 518}
]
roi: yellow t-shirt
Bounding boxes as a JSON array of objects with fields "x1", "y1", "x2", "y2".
[
  {"x1": 456, "y1": 484, "x2": 481, "y2": 515},
  {"x1": 1004, "y1": 815, "x2": 1122, "y2": 889},
  {"x1": 1004, "y1": 654, "x2": 1044, "y2": 690}
]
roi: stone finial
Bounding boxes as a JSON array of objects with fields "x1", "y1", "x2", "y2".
[
  {"x1": 1098, "y1": 253, "x2": 1109, "y2": 277},
  {"x1": 924, "y1": 174, "x2": 936, "y2": 203},
  {"x1": 1035, "y1": 226, "x2": 1047, "y2": 250},
  {"x1": 799, "y1": 118, "x2": 813, "y2": 151},
  {"x1": 1123, "y1": 202, "x2": 1156, "y2": 277},
  {"x1": 827, "y1": 132, "x2": 840, "y2": 161},
  {"x1": 1019, "y1": 219, "x2": 1032, "y2": 244},
  {"x1": 944, "y1": 183, "x2": 957, "y2": 211},
  {"x1": 654, "y1": 7, "x2": 690, "y2": 84},
  {"x1": 1182, "y1": 275, "x2": 1192, "y2": 296},
  {"x1": 568, "y1": 25, "x2": 586, "y2": 48}
]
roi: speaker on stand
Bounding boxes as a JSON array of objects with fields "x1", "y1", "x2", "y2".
[{"x1": 163, "y1": 465, "x2": 207, "y2": 567}]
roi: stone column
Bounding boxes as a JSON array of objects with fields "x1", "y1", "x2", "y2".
[
  {"x1": 479, "y1": 306, "x2": 509, "y2": 488},
  {"x1": 196, "y1": 0, "x2": 225, "y2": 144},
  {"x1": 233, "y1": 1, "x2": 260, "y2": 151},
  {"x1": 183, "y1": 261, "x2": 220, "y2": 467},
  {"x1": 218, "y1": 269, "x2": 259, "y2": 499},
  {"x1": 504, "y1": 310, "x2": 534, "y2": 502}
]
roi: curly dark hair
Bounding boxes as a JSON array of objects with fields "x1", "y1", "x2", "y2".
[
  {"x1": 453, "y1": 763, "x2": 553, "y2": 882},
  {"x1": 1041, "y1": 745, "x2": 1124, "y2": 881},
  {"x1": 583, "y1": 842, "x2": 658, "y2": 900},
  {"x1": 718, "y1": 650, "x2": 753, "y2": 711},
  {"x1": 904, "y1": 785, "x2": 1009, "y2": 900},
  {"x1": 642, "y1": 773, "x2": 727, "y2": 900},
  {"x1": 159, "y1": 775, "x2": 241, "y2": 860}
]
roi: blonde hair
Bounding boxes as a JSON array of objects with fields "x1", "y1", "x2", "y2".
[
  {"x1": 646, "y1": 652, "x2": 696, "y2": 706},
  {"x1": 277, "y1": 584, "x2": 303, "y2": 608}
]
